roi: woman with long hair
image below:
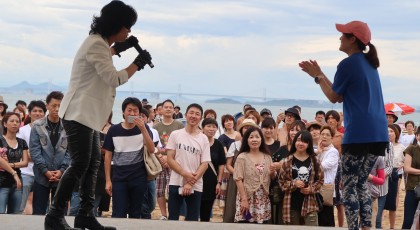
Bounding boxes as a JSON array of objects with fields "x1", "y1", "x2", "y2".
[
  {"x1": 277, "y1": 120, "x2": 306, "y2": 161},
  {"x1": 401, "y1": 128, "x2": 420, "y2": 229},
  {"x1": 234, "y1": 126, "x2": 273, "y2": 223},
  {"x1": 0, "y1": 112, "x2": 29, "y2": 213},
  {"x1": 279, "y1": 130, "x2": 324, "y2": 226},
  {"x1": 223, "y1": 119, "x2": 258, "y2": 223}
]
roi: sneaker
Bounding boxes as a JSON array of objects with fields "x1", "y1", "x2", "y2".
[{"x1": 159, "y1": 216, "x2": 168, "y2": 220}]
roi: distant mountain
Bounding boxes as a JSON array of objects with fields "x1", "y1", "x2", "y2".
[
  {"x1": 205, "y1": 98, "x2": 241, "y2": 104},
  {"x1": 0, "y1": 81, "x2": 66, "y2": 94}
]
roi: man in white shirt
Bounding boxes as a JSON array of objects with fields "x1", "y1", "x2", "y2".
[
  {"x1": 17, "y1": 100, "x2": 46, "y2": 214},
  {"x1": 167, "y1": 103, "x2": 211, "y2": 221}
]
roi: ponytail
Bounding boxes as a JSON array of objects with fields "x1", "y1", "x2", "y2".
[
  {"x1": 355, "y1": 38, "x2": 380, "y2": 69},
  {"x1": 365, "y1": 43, "x2": 380, "y2": 69}
]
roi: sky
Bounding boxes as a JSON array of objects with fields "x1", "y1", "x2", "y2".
[{"x1": 1, "y1": 0, "x2": 420, "y2": 105}]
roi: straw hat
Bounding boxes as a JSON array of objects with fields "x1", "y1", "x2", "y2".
[{"x1": 237, "y1": 118, "x2": 258, "y2": 132}]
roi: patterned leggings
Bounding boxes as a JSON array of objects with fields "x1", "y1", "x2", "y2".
[{"x1": 341, "y1": 153, "x2": 378, "y2": 230}]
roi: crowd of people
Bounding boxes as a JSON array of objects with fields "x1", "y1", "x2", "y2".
[{"x1": 1, "y1": 94, "x2": 420, "y2": 229}]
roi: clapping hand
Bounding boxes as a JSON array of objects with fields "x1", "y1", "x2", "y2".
[{"x1": 298, "y1": 60, "x2": 322, "y2": 78}]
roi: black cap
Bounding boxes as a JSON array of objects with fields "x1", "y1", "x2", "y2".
[
  {"x1": 260, "y1": 108, "x2": 272, "y2": 116},
  {"x1": 285, "y1": 107, "x2": 301, "y2": 120},
  {"x1": 142, "y1": 98, "x2": 149, "y2": 104}
]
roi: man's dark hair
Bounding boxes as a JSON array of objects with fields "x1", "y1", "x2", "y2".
[
  {"x1": 316, "y1": 110, "x2": 325, "y2": 116},
  {"x1": 46, "y1": 91, "x2": 64, "y2": 104},
  {"x1": 261, "y1": 117, "x2": 276, "y2": 129},
  {"x1": 28, "y1": 100, "x2": 47, "y2": 113},
  {"x1": 325, "y1": 110, "x2": 340, "y2": 122},
  {"x1": 155, "y1": 102, "x2": 163, "y2": 109},
  {"x1": 244, "y1": 106, "x2": 256, "y2": 114},
  {"x1": 186, "y1": 103, "x2": 203, "y2": 116},
  {"x1": 89, "y1": 0, "x2": 137, "y2": 38},
  {"x1": 122, "y1": 97, "x2": 142, "y2": 113},
  {"x1": 162, "y1": 99, "x2": 174, "y2": 107},
  {"x1": 243, "y1": 104, "x2": 252, "y2": 111},
  {"x1": 15, "y1": 100, "x2": 26, "y2": 107}
]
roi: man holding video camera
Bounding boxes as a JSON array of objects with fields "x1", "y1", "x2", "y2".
[{"x1": 103, "y1": 97, "x2": 155, "y2": 218}]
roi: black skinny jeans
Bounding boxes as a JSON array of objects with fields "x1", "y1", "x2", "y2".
[{"x1": 48, "y1": 120, "x2": 100, "y2": 217}]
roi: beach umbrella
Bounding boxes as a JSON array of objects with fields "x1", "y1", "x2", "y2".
[{"x1": 384, "y1": 102, "x2": 415, "y2": 115}]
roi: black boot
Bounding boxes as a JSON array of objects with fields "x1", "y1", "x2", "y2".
[
  {"x1": 45, "y1": 215, "x2": 82, "y2": 230},
  {"x1": 74, "y1": 215, "x2": 116, "y2": 230}
]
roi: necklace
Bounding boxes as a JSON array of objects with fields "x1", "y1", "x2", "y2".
[{"x1": 47, "y1": 119, "x2": 60, "y2": 136}]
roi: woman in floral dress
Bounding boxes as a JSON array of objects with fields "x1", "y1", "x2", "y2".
[{"x1": 233, "y1": 126, "x2": 274, "y2": 223}]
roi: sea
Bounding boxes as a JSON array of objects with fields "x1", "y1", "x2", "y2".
[{"x1": 1, "y1": 92, "x2": 419, "y2": 129}]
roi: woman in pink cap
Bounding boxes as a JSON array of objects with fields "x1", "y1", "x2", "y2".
[{"x1": 299, "y1": 21, "x2": 389, "y2": 230}]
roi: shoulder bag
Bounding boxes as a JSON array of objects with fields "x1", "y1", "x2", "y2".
[
  {"x1": 144, "y1": 146, "x2": 163, "y2": 180},
  {"x1": 320, "y1": 183, "x2": 335, "y2": 206}
]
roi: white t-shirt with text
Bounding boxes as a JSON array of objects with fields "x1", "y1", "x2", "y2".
[{"x1": 166, "y1": 128, "x2": 211, "y2": 192}]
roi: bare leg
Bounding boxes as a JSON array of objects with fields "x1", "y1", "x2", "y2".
[
  {"x1": 24, "y1": 192, "x2": 33, "y2": 214},
  {"x1": 157, "y1": 197, "x2": 167, "y2": 217},
  {"x1": 337, "y1": 204, "x2": 345, "y2": 227},
  {"x1": 389, "y1": 210, "x2": 396, "y2": 229}
]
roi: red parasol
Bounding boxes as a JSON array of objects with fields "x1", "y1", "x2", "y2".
[{"x1": 384, "y1": 102, "x2": 415, "y2": 115}]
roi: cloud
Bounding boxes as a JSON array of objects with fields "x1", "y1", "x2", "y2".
[{"x1": 1, "y1": 0, "x2": 420, "y2": 106}]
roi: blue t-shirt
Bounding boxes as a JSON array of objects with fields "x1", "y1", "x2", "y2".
[
  {"x1": 332, "y1": 52, "x2": 388, "y2": 144},
  {"x1": 103, "y1": 123, "x2": 152, "y2": 182}
]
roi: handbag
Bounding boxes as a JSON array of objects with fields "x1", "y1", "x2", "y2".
[
  {"x1": 209, "y1": 162, "x2": 225, "y2": 208},
  {"x1": 315, "y1": 193, "x2": 323, "y2": 212},
  {"x1": 415, "y1": 184, "x2": 420, "y2": 201},
  {"x1": 368, "y1": 182, "x2": 380, "y2": 199},
  {"x1": 143, "y1": 146, "x2": 163, "y2": 180},
  {"x1": 320, "y1": 183, "x2": 334, "y2": 206}
]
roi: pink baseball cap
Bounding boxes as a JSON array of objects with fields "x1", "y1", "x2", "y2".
[{"x1": 336, "y1": 21, "x2": 371, "y2": 45}]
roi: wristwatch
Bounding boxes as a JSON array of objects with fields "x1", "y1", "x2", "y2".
[{"x1": 314, "y1": 76, "x2": 321, "y2": 84}]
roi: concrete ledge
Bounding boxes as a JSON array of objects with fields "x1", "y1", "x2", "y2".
[{"x1": 0, "y1": 214, "x2": 345, "y2": 230}]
